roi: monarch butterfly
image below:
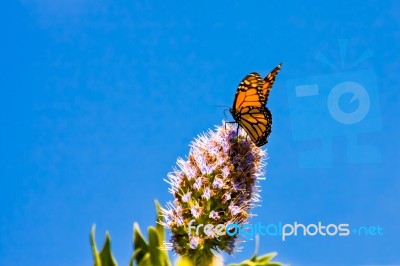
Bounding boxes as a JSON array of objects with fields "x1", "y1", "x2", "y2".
[{"x1": 230, "y1": 63, "x2": 282, "y2": 147}]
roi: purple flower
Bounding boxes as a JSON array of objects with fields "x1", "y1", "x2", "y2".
[
  {"x1": 190, "y1": 205, "x2": 201, "y2": 218},
  {"x1": 223, "y1": 193, "x2": 231, "y2": 203},
  {"x1": 222, "y1": 166, "x2": 230, "y2": 178},
  {"x1": 209, "y1": 211, "x2": 220, "y2": 220},
  {"x1": 193, "y1": 178, "x2": 202, "y2": 190},
  {"x1": 189, "y1": 236, "x2": 200, "y2": 249},
  {"x1": 162, "y1": 122, "x2": 266, "y2": 257},
  {"x1": 212, "y1": 177, "x2": 223, "y2": 189},
  {"x1": 229, "y1": 204, "x2": 241, "y2": 216},
  {"x1": 182, "y1": 192, "x2": 191, "y2": 203},
  {"x1": 202, "y1": 187, "x2": 211, "y2": 200}
]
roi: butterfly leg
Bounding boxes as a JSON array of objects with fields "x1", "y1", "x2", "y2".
[{"x1": 224, "y1": 121, "x2": 236, "y2": 130}]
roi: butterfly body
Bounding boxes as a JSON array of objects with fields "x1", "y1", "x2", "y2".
[{"x1": 230, "y1": 64, "x2": 282, "y2": 147}]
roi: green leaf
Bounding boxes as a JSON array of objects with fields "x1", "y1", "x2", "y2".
[
  {"x1": 154, "y1": 200, "x2": 165, "y2": 242},
  {"x1": 229, "y1": 235, "x2": 285, "y2": 266},
  {"x1": 128, "y1": 249, "x2": 138, "y2": 266},
  {"x1": 137, "y1": 253, "x2": 153, "y2": 266},
  {"x1": 131, "y1": 200, "x2": 171, "y2": 266},
  {"x1": 99, "y1": 233, "x2": 118, "y2": 266},
  {"x1": 255, "y1": 252, "x2": 278, "y2": 263},
  {"x1": 90, "y1": 225, "x2": 101, "y2": 266},
  {"x1": 228, "y1": 252, "x2": 284, "y2": 266},
  {"x1": 148, "y1": 227, "x2": 161, "y2": 266},
  {"x1": 133, "y1": 223, "x2": 149, "y2": 264},
  {"x1": 153, "y1": 200, "x2": 171, "y2": 266},
  {"x1": 90, "y1": 225, "x2": 118, "y2": 266}
]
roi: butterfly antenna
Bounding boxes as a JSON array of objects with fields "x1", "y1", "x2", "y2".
[{"x1": 212, "y1": 105, "x2": 230, "y2": 109}]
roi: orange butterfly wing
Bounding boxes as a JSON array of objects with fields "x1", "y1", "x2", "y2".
[
  {"x1": 234, "y1": 106, "x2": 272, "y2": 147},
  {"x1": 261, "y1": 63, "x2": 282, "y2": 105},
  {"x1": 232, "y1": 73, "x2": 265, "y2": 110}
]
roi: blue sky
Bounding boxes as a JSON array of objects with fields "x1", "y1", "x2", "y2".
[{"x1": 0, "y1": 0, "x2": 399, "y2": 265}]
